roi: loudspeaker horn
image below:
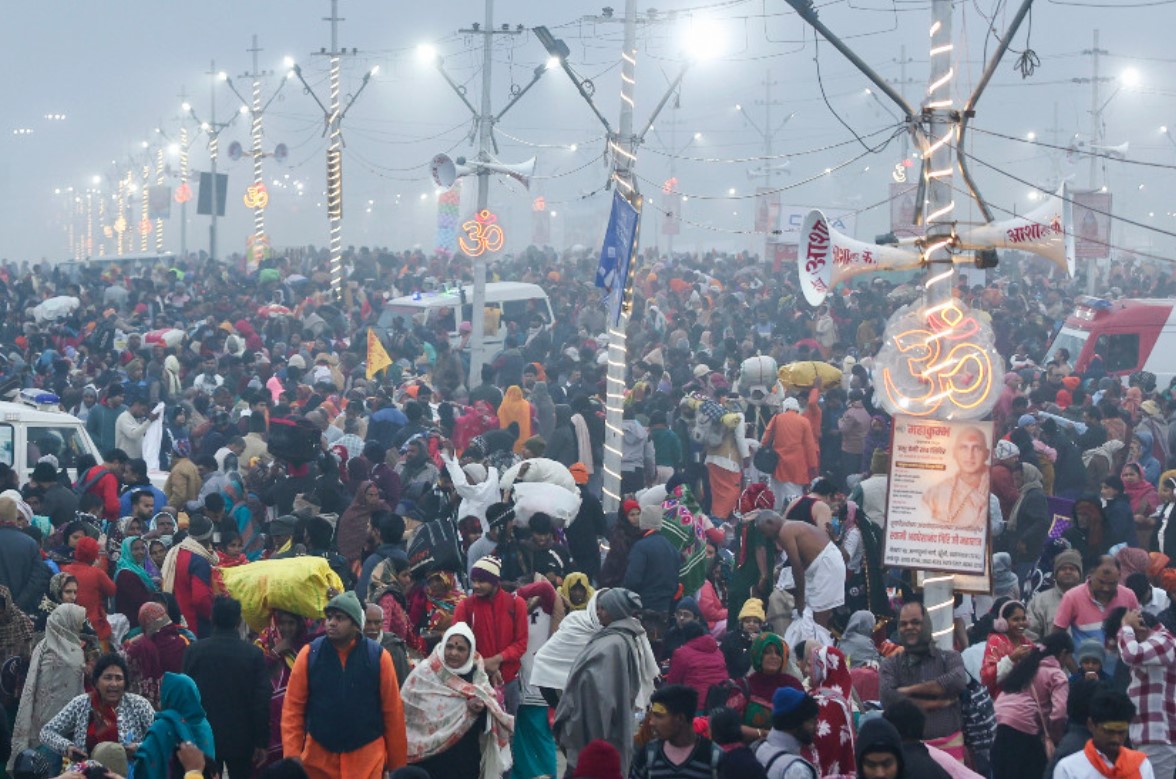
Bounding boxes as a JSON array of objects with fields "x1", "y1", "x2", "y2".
[
  {"x1": 431, "y1": 154, "x2": 457, "y2": 188},
  {"x1": 1088, "y1": 141, "x2": 1129, "y2": 159},
  {"x1": 797, "y1": 209, "x2": 922, "y2": 306},
  {"x1": 483, "y1": 157, "x2": 535, "y2": 190},
  {"x1": 956, "y1": 184, "x2": 1075, "y2": 276}
]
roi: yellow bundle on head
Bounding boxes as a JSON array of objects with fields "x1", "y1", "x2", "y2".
[
  {"x1": 220, "y1": 556, "x2": 346, "y2": 632},
  {"x1": 777, "y1": 361, "x2": 842, "y2": 390}
]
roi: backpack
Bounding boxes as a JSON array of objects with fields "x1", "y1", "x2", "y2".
[
  {"x1": 960, "y1": 675, "x2": 996, "y2": 753},
  {"x1": 74, "y1": 467, "x2": 111, "y2": 497}
]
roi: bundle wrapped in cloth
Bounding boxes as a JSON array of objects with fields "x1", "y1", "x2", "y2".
[
  {"x1": 777, "y1": 361, "x2": 842, "y2": 390},
  {"x1": 220, "y1": 556, "x2": 345, "y2": 632}
]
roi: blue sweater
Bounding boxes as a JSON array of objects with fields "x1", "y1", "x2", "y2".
[{"x1": 623, "y1": 531, "x2": 681, "y2": 614}]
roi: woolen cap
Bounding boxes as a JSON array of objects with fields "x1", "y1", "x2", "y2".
[
  {"x1": 324, "y1": 590, "x2": 365, "y2": 629},
  {"x1": 471, "y1": 555, "x2": 502, "y2": 584}
]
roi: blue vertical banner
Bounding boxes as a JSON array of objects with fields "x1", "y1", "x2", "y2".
[{"x1": 596, "y1": 190, "x2": 640, "y2": 326}]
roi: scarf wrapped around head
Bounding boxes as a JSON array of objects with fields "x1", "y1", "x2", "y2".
[
  {"x1": 133, "y1": 673, "x2": 216, "y2": 778},
  {"x1": 400, "y1": 622, "x2": 515, "y2": 777},
  {"x1": 1116, "y1": 546, "x2": 1151, "y2": 582},
  {"x1": 0, "y1": 585, "x2": 33, "y2": 661},
  {"x1": 738, "y1": 483, "x2": 774, "y2": 516},
  {"x1": 750, "y1": 631, "x2": 789, "y2": 673},
  {"x1": 559, "y1": 572, "x2": 595, "y2": 611},
  {"x1": 497, "y1": 386, "x2": 532, "y2": 454},
  {"x1": 114, "y1": 535, "x2": 157, "y2": 592}
]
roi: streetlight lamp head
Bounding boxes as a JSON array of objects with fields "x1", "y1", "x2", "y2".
[
  {"x1": 92, "y1": 175, "x2": 102, "y2": 186},
  {"x1": 1026, "y1": 131, "x2": 1036, "y2": 141},
  {"x1": 1121, "y1": 67, "x2": 1141, "y2": 87},
  {"x1": 217, "y1": 71, "x2": 228, "y2": 82},
  {"x1": 568, "y1": 143, "x2": 578, "y2": 151},
  {"x1": 181, "y1": 102, "x2": 192, "y2": 113},
  {"x1": 283, "y1": 56, "x2": 296, "y2": 69},
  {"x1": 546, "y1": 56, "x2": 561, "y2": 70},
  {"x1": 1162, "y1": 126, "x2": 1169, "y2": 134},
  {"x1": 693, "y1": 132, "x2": 702, "y2": 140},
  {"x1": 735, "y1": 104, "x2": 742, "y2": 111},
  {"x1": 141, "y1": 141, "x2": 149, "y2": 148},
  {"x1": 200, "y1": 122, "x2": 211, "y2": 132},
  {"x1": 369, "y1": 64, "x2": 381, "y2": 77},
  {"x1": 167, "y1": 143, "x2": 180, "y2": 155},
  {"x1": 239, "y1": 105, "x2": 249, "y2": 115},
  {"x1": 682, "y1": 19, "x2": 725, "y2": 61},
  {"x1": 416, "y1": 44, "x2": 438, "y2": 65}
]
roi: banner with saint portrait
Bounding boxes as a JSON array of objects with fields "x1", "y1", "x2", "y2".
[{"x1": 883, "y1": 416, "x2": 994, "y2": 575}]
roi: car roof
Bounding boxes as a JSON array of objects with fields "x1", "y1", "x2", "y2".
[
  {"x1": 0, "y1": 401, "x2": 86, "y2": 425},
  {"x1": 386, "y1": 282, "x2": 548, "y2": 309}
]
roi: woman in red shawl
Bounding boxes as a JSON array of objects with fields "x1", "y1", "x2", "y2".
[
  {"x1": 407, "y1": 570, "x2": 464, "y2": 653},
  {"x1": 123, "y1": 601, "x2": 190, "y2": 708},
  {"x1": 805, "y1": 645, "x2": 857, "y2": 779},
  {"x1": 61, "y1": 537, "x2": 116, "y2": 648},
  {"x1": 1122, "y1": 462, "x2": 1160, "y2": 546},
  {"x1": 452, "y1": 401, "x2": 499, "y2": 455}
]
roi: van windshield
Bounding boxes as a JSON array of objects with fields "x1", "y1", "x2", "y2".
[{"x1": 1045, "y1": 327, "x2": 1088, "y2": 365}]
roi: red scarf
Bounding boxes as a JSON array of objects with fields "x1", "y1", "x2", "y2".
[
  {"x1": 86, "y1": 690, "x2": 120, "y2": 752},
  {"x1": 1083, "y1": 740, "x2": 1147, "y2": 779}
]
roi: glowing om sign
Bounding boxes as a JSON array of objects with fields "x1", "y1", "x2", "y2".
[
  {"x1": 243, "y1": 183, "x2": 270, "y2": 209},
  {"x1": 459, "y1": 209, "x2": 505, "y2": 257},
  {"x1": 873, "y1": 300, "x2": 1005, "y2": 421}
]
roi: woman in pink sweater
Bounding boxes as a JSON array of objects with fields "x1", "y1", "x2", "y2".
[
  {"x1": 990, "y1": 632, "x2": 1073, "y2": 779},
  {"x1": 666, "y1": 621, "x2": 730, "y2": 711}
]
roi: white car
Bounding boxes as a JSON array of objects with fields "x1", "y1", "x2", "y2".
[{"x1": 2, "y1": 390, "x2": 168, "y2": 489}]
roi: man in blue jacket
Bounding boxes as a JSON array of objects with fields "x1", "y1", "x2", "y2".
[{"x1": 624, "y1": 505, "x2": 680, "y2": 615}]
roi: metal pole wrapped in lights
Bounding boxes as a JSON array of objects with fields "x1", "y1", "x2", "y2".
[{"x1": 288, "y1": 0, "x2": 379, "y2": 300}]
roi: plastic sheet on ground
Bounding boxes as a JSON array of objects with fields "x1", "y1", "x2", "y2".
[{"x1": 220, "y1": 556, "x2": 344, "y2": 632}]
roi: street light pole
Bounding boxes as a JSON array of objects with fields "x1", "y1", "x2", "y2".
[
  {"x1": 209, "y1": 61, "x2": 221, "y2": 261},
  {"x1": 289, "y1": 0, "x2": 378, "y2": 299},
  {"x1": 469, "y1": 0, "x2": 497, "y2": 395}
]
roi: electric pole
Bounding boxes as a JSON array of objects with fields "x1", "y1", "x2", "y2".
[
  {"x1": 208, "y1": 61, "x2": 221, "y2": 261},
  {"x1": 739, "y1": 71, "x2": 792, "y2": 264},
  {"x1": 458, "y1": 1, "x2": 524, "y2": 391},
  {"x1": 290, "y1": 0, "x2": 379, "y2": 298},
  {"x1": 1072, "y1": 29, "x2": 1110, "y2": 293}
]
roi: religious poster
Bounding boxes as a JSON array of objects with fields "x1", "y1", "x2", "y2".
[
  {"x1": 889, "y1": 182, "x2": 923, "y2": 239},
  {"x1": 755, "y1": 187, "x2": 780, "y2": 234},
  {"x1": 884, "y1": 416, "x2": 994, "y2": 575},
  {"x1": 1072, "y1": 190, "x2": 1112, "y2": 260}
]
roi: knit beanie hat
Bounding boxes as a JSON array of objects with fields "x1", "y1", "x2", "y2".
[
  {"x1": 572, "y1": 739, "x2": 623, "y2": 779},
  {"x1": 1075, "y1": 638, "x2": 1106, "y2": 666},
  {"x1": 738, "y1": 597, "x2": 766, "y2": 623},
  {"x1": 486, "y1": 503, "x2": 515, "y2": 530},
  {"x1": 622, "y1": 499, "x2": 640, "y2": 517},
  {"x1": 639, "y1": 505, "x2": 664, "y2": 531},
  {"x1": 781, "y1": 397, "x2": 800, "y2": 413},
  {"x1": 772, "y1": 687, "x2": 806, "y2": 717},
  {"x1": 1017, "y1": 414, "x2": 1037, "y2": 428},
  {"x1": 138, "y1": 602, "x2": 171, "y2": 636},
  {"x1": 324, "y1": 590, "x2": 365, "y2": 629},
  {"x1": 471, "y1": 555, "x2": 502, "y2": 585},
  {"x1": 994, "y1": 439, "x2": 1019, "y2": 461},
  {"x1": 1053, "y1": 549, "x2": 1083, "y2": 578},
  {"x1": 569, "y1": 462, "x2": 590, "y2": 485}
]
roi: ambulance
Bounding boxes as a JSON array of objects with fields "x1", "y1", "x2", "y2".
[{"x1": 1045, "y1": 296, "x2": 1176, "y2": 386}]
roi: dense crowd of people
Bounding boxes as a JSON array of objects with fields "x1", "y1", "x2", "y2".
[{"x1": 0, "y1": 243, "x2": 1173, "y2": 779}]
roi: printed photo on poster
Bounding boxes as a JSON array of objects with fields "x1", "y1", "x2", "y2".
[
  {"x1": 884, "y1": 416, "x2": 993, "y2": 575},
  {"x1": 1072, "y1": 190, "x2": 1112, "y2": 260}
]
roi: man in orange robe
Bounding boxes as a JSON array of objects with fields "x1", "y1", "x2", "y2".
[{"x1": 282, "y1": 591, "x2": 408, "y2": 779}]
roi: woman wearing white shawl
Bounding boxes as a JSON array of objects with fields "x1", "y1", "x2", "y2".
[
  {"x1": 529, "y1": 589, "x2": 658, "y2": 708},
  {"x1": 8, "y1": 604, "x2": 87, "y2": 769},
  {"x1": 401, "y1": 623, "x2": 514, "y2": 779}
]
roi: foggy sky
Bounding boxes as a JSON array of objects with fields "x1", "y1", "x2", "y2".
[{"x1": 1, "y1": 1, "x2": 1172, "y2": 266}]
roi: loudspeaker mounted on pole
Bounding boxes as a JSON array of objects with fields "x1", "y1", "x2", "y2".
[
  {"x1": 956, "y1": 184, "x2": 1075, "y2": 276},
  {"x1": 797, "y1": 209, "x2": 922, "y2": 306}
]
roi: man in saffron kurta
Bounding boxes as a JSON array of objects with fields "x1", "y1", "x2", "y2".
[
  {"x1": 282, "y1": 591, "x2": 408, "y2": 779},
  {"x1": 761, "y1": 397, "x2": 819, "y2": 509}
]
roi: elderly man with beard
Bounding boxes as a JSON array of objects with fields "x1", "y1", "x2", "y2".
[
  {"x1": 554, "y1": 588, "x2": 658, "y2": 778},
  {"x1": 879, "y1": 602, "x2": 969, "y2": 761}
]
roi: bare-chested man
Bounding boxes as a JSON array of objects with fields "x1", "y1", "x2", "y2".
[{"x1": 755, "y1": 509, "x2": 846, "y2": 627}]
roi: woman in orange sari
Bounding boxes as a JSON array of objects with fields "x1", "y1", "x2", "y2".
[{"x1": 497, "y1": 385, "x2": 533, "y2": 454}]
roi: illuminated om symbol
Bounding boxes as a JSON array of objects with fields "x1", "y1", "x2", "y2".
[
  {"x1": 458, "y1": 209, "x2": 505, "y2": 257},
  {"x1": 882, "y1": 303, "x2": 994, "y2": 416},
  {"x1": 243, "y1": 183, "x2": 269, "y2": 209}
]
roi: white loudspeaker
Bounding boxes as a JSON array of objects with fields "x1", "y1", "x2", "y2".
[
  {"x1": 1088, "y1": 141, "x2": 1129, "y2": 159},
  {"x1": 797, "y1": 209, "x2": 922, "y2": 306},
  {"x1": 431, "y1": 154, "x2": 457, "y2": 188},
  {"x1": 957, "y1": 184, "x2": 1075, "y2": 276},
  {"x1": 482, "y1": 157, "x2": 535, "y2": 190}
]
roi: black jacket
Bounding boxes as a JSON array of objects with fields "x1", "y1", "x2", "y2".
[
  {"x1": 0, "y1": 526, "x2": 50, "y2": 612},
  {"x1": 182, "y1": 627, "x2": 271, "y2": 758}
]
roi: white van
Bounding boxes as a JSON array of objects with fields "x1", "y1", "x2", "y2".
[
  {"x1": 377, "y1": 282, "x2": 554, "y2": 350},
  {"x1": 0, "y1": 390, "x2": 102, "y2": 482},
  {"x1": 0, "y1": 390, "x2": 168, "y2": 489}
]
